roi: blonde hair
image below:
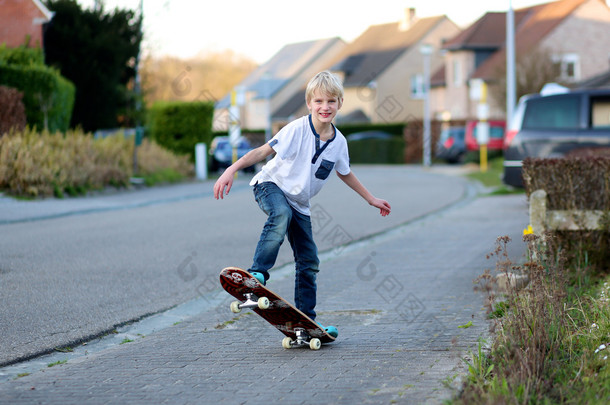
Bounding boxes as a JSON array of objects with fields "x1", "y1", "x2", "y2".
[{"x1": 305, "y1": 71, "x2": 344, "y2": 104}]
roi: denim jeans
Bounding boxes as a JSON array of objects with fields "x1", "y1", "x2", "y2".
[{"x1": 250, "y1": 182, "x2": 320, "y2": 320}]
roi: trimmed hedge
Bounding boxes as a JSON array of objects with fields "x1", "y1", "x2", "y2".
[
  {"x1": 337, "y1": 123, "x2": 405, "y2": 137},
  {"x1": 348, "y1": 137, "x2": 405, "y2": 164},
  {"x1": 523, "y1": 157, "x2": 610, "y2": 272},
  {"x1": 523, "y1": 157, "x2": 610, "y2": 211},
  {"x1": 0, "y1": 62, "x2": 75, "y2": 132},
  {"x1": 147, "y1": 101, "x2": 214, "y2": 159},
  {"x1": 0, "y1": 43, "x2": 44, "y2": 66}
]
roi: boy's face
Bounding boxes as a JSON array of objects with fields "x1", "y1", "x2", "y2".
[{"x1": 307, "y1": 90, "x2": 342, "y2": 125}]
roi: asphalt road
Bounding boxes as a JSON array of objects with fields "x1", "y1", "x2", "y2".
[{"x1": 0, "y1": 165, "x2": 475, "y2": 367}]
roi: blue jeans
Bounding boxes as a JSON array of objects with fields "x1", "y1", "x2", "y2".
[{"x1": 250, "y1": 182, "x2": 319, "y2": 320}]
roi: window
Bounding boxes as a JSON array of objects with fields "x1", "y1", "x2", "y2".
[
  {"x1": 410, "y1": 74, "x2": 425, "y2": 99},
  {"x1": 591, "y1": 97, "x2": 610, "y2": 128},
  {"x1": 473, "y1": 125, "x2": 505, "y2": 140},
  {"x1": 522, "y1": 95, "x2": 580, "y2": 130},
  {"x1": 452, "y1": 60, "x2": 462, "y2": 86},
  {"x1": 551, "y1": 53, "x2": 580, "y2": 82}
]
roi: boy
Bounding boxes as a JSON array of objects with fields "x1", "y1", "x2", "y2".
[{"x1": 214, "y1": 71, "x2": 391, "y2": 336}]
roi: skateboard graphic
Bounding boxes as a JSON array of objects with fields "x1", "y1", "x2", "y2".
[{"x1": 219, "y1": 267, "x2": 336, "y2": 350}]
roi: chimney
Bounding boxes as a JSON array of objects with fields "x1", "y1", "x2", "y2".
[{"x1": 399, "y1": 7, "x2": 416, "y2": 31}]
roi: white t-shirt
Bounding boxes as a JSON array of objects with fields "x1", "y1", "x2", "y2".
[{"x1": 250, "y1": 115, "x2": 351, "y2": 215}]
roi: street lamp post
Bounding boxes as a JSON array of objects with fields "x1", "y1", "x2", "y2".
[
  {"x1": 506, "y1": 0, "x2": 516, "y2": 123},
  {"x1": 420, "y1": 44, "x2": 433, "y2": 167}
]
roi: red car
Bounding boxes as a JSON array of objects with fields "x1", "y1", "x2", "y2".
[{"x1": 465, "y1": 120, "x2": 506, "y2": 152}]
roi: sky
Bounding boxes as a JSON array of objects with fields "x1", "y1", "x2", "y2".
[{"x1": 77, "y1": 0, "x2": 569, "y2": 64}]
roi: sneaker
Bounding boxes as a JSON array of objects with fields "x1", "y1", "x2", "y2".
[
  {"x1": 317, "y1": 322, "x2": 338, "y2": 338},
  {"x1": 250, "y1": 272, "x2": 266, "y2": 285}
]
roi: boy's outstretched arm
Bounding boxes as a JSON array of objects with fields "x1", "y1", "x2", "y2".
[
  {"x1": 337, "y1": 171, "x2": 391, "y2": 216},
  {"x1": 213, "y1": 143, "x2": 274, "y2": 199}
]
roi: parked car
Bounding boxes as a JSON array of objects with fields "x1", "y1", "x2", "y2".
[
  {"x1": 465, "y1": 120, "x2": 506, "y2": 152},
  {"x1": 209, "y1": 136, "x2": 255, "y2": 172},
  {"x1": 436, "y1": 126, "x2": 466, "y2": 163},
  {"x1": 503, "y1": 88, "x2": 610, "y2": 187}
]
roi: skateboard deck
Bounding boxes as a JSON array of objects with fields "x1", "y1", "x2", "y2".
[{"x1": 219, "y1": 267, "x2": 335, "y2": 350}]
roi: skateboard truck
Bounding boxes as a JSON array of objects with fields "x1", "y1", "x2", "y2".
[
  {"x1": 282, "y1": 328, "x2": 321, "y2": 350},
  {"x1": 230, "y1": 293, "x2": 270, "y2": 313}
]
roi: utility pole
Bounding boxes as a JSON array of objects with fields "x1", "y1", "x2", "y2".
[
  {"x1": 506, "y1": 0, "x2": 516, "y2": 124},
  {"x1": 133, "y1": 0, "x2": 144, "y2": 175},
  {"x1": 420, "y1": 44, "x2": 433, "y2": 168}
]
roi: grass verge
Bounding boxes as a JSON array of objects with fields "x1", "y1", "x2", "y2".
[
  {"x1": 452, "y1": 234, "x2": 610, "y2": 403},
  {"x1": 465, "y1": 157, "x2": 523, "y2": 195}
]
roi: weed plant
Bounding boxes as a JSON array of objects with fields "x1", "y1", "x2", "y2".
[
  {"x1": 0, "y1": 127, "x2": 193, "y2": 198},
  {"x1": 455, "y1": 234, "x2": 610, "y2": 404}
]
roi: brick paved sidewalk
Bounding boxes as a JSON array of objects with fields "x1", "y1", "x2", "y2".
[{"x1": 0, "y1": 194, "x2": 528, "y2": 404}]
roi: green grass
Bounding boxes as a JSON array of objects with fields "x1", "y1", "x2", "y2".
[
  {"x1": 465, "y1": 157, "x2": 524, "y2": 195},
  {"x1": 452, "y1": 238, "x2": 610, "y2": 404}
]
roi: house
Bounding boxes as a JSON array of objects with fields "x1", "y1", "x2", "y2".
[
  {"x1": 0, "y1": 0, "x2": 54, "y2": 48},
  {"x1": 214, "y1": 37, "x2": 346, "y2": 134},
  {"x1": 433, "y1": 0, "x2": 610, "y2": 121},
  {"x1": 275, "y1": 8, "x2": 461, "y2": 125}
]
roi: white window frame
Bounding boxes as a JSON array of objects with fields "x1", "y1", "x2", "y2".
[{"x1": 552, "y1": 53, "x2": 580, "y2": 82}]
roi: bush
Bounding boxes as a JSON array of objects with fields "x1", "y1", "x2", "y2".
[
  {"x1": 348, "y1": 137, "x2": 405, "y2": 164},
  {"x1": 0, "y1": 63, "x2": 75, "y2": 132},
  {"x1": 523, "y1": 157, "x2": 610, "y2": 272},
  {"x1": 337, "y1": 123, "x2": 405, "y2": 137},
  {"x1": 147, "y1": 101, "x2": 214, "y2": 159},
  {"x1": 0, "y1": 85, "x2": 27, "y2": 135},
  {"x1": 0, "y1": 128, "x2": 193, "y2": 198},
  {"x1": 0, "y1": 43, "x2": 44, "y2": 66}
]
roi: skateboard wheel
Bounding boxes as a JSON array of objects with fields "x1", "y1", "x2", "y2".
[
  {"x1": 230, "y1": 300, "x2": 242, "y2": 313},
  {"x1": 282, "y1": 337, "x2": 293, "y2": 349},
  {"x1": 309, "y1": 338, "x2": 321, "y2": 350},
  {"x1": 257, "y1": 297, "x2": 270, "y2": 310}
]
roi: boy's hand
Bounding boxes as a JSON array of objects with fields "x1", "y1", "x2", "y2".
[
  {"x1": 371, "y1": 198, "x2": 391, "y2": 217},
  {"x1": 213, "y1": 170, "x2": 234, "y2": 200}
]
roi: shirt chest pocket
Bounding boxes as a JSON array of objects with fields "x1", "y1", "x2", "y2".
[{"x1": 314, "y1": 159, "x2": 335, "y2": 180}]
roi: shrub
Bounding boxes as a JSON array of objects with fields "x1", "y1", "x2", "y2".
[
  {"x1": 0, "y1": 43, "x2": 44, "y2": 66},
  {"x1": 0, "y1": 64, "x2": 75, "y2": 132},
  {"x1": 0, "y1": 128, "x2": 193, "y2": 198},
  {"x1": 0, "y1": 85, "x2": 27, "y2": 135},
  {"x1": 522, "y1": 157, "x2": 610, "y2": 272},
  {"x1": 147, "y1": 101, "x2": 214, "y2": 159},
  {"x1": 347, "y1": 137, "x2": 405, "y2": 164}
]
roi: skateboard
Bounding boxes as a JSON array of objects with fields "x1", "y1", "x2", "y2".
[{"x1": 219, "y1": 267, "x2": 336, "y2": 350}]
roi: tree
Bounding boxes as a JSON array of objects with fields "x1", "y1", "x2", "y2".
[
  {"x1": 43, "y1": 0, "x2": 142, "y2": 131},
  {"x1": 140, "y1": 51, "x2": 257, "y2": 107},
  {"x1": 491, "y1": 46, "x2": 566, "y2": 112}
]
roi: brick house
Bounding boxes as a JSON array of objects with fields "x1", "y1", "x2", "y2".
[
  {"x1": 432, "y1": 0, "x2": 610, "y2": 121},
  {"x1": 0, "y1": 0, "x2": 54, "y2": 48}
]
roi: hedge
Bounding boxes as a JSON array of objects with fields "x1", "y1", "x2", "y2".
[
  {"x1": 337, "y1": 122, "x2": 405, "y2": 137},
  {"x1": 0, "y1": 43, "x2": 44, "y2": 66},
  {"x1": 523, "y1": 156, "x2": 610, "y2": 272},
  {"x1": 147, "y1": 101, "x2": 214, "y2": 159},
  {"x1": 0, "y1": 64, "x2": 75, "y2": 132},
  {"x1": 348, "y1": 137, "x2": 405, "y2": 164}
]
